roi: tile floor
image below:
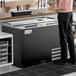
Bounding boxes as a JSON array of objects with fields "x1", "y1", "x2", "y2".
[
  {"x1": 0, "y1": 65, "x2": 21, "y2": 74},
  {"x1": 1, "y1": 62, "x2": 76, "y2": 76}
]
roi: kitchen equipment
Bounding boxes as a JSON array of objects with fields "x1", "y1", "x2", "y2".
[
  {"x1": 11, "y1": 10, "x2": 32, "y2": 16},
  {"x1": 0, "y1": 32, "x2": 13, "y2": 67},
  {"x1": 2, "y1": 16, "x2": 60, "y2": 67}
]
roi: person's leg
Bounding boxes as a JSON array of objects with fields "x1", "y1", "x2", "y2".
[
  {"x1": 58, "y1": 13, "x2": 67, "y2": 63},
  {"x1": 67, "y1": 12, "x2": 75, "y2": 64}
]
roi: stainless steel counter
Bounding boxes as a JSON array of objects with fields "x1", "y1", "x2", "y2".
[{"x1": 1, "y1": 16, "x2": 57, "y2": 30}]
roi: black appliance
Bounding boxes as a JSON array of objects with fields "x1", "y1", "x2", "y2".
[
  {"x1": 11, "y1": 10, "x2": 32, "y2": 16},
  {"x1": 1, "y1": 17, "x2": 60, "y2": 67}
]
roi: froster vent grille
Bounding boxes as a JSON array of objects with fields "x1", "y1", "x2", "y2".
[{"x1": 51, "y1": 47, "x2": 61, "y2": 61}]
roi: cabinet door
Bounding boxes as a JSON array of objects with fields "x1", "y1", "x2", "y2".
[{"x1": 23, "y1": 25, "x2": 60, "y2": 61}]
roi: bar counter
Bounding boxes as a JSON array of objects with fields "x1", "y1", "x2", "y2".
[
  {"x1": 0, "y1": 11, "x2": 56, "y2": 21},
  {"x1": 0, "y1": 10, "x2": 76, "y2": 21}
]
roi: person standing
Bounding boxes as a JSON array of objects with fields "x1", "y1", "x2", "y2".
[{"x1": 50, "y1": 0, "x2": 75, "y2": 64}]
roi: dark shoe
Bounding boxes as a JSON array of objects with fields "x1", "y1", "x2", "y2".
[
  {"x1": 68, "y1": 59, "x2": 75, "y2": 64},
  {"x1": 53, "y1": 60, "x2": 66, "y2": 65},
  {"x1": 69, "y1": 62, "x2": 75, "y2": 64}
]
